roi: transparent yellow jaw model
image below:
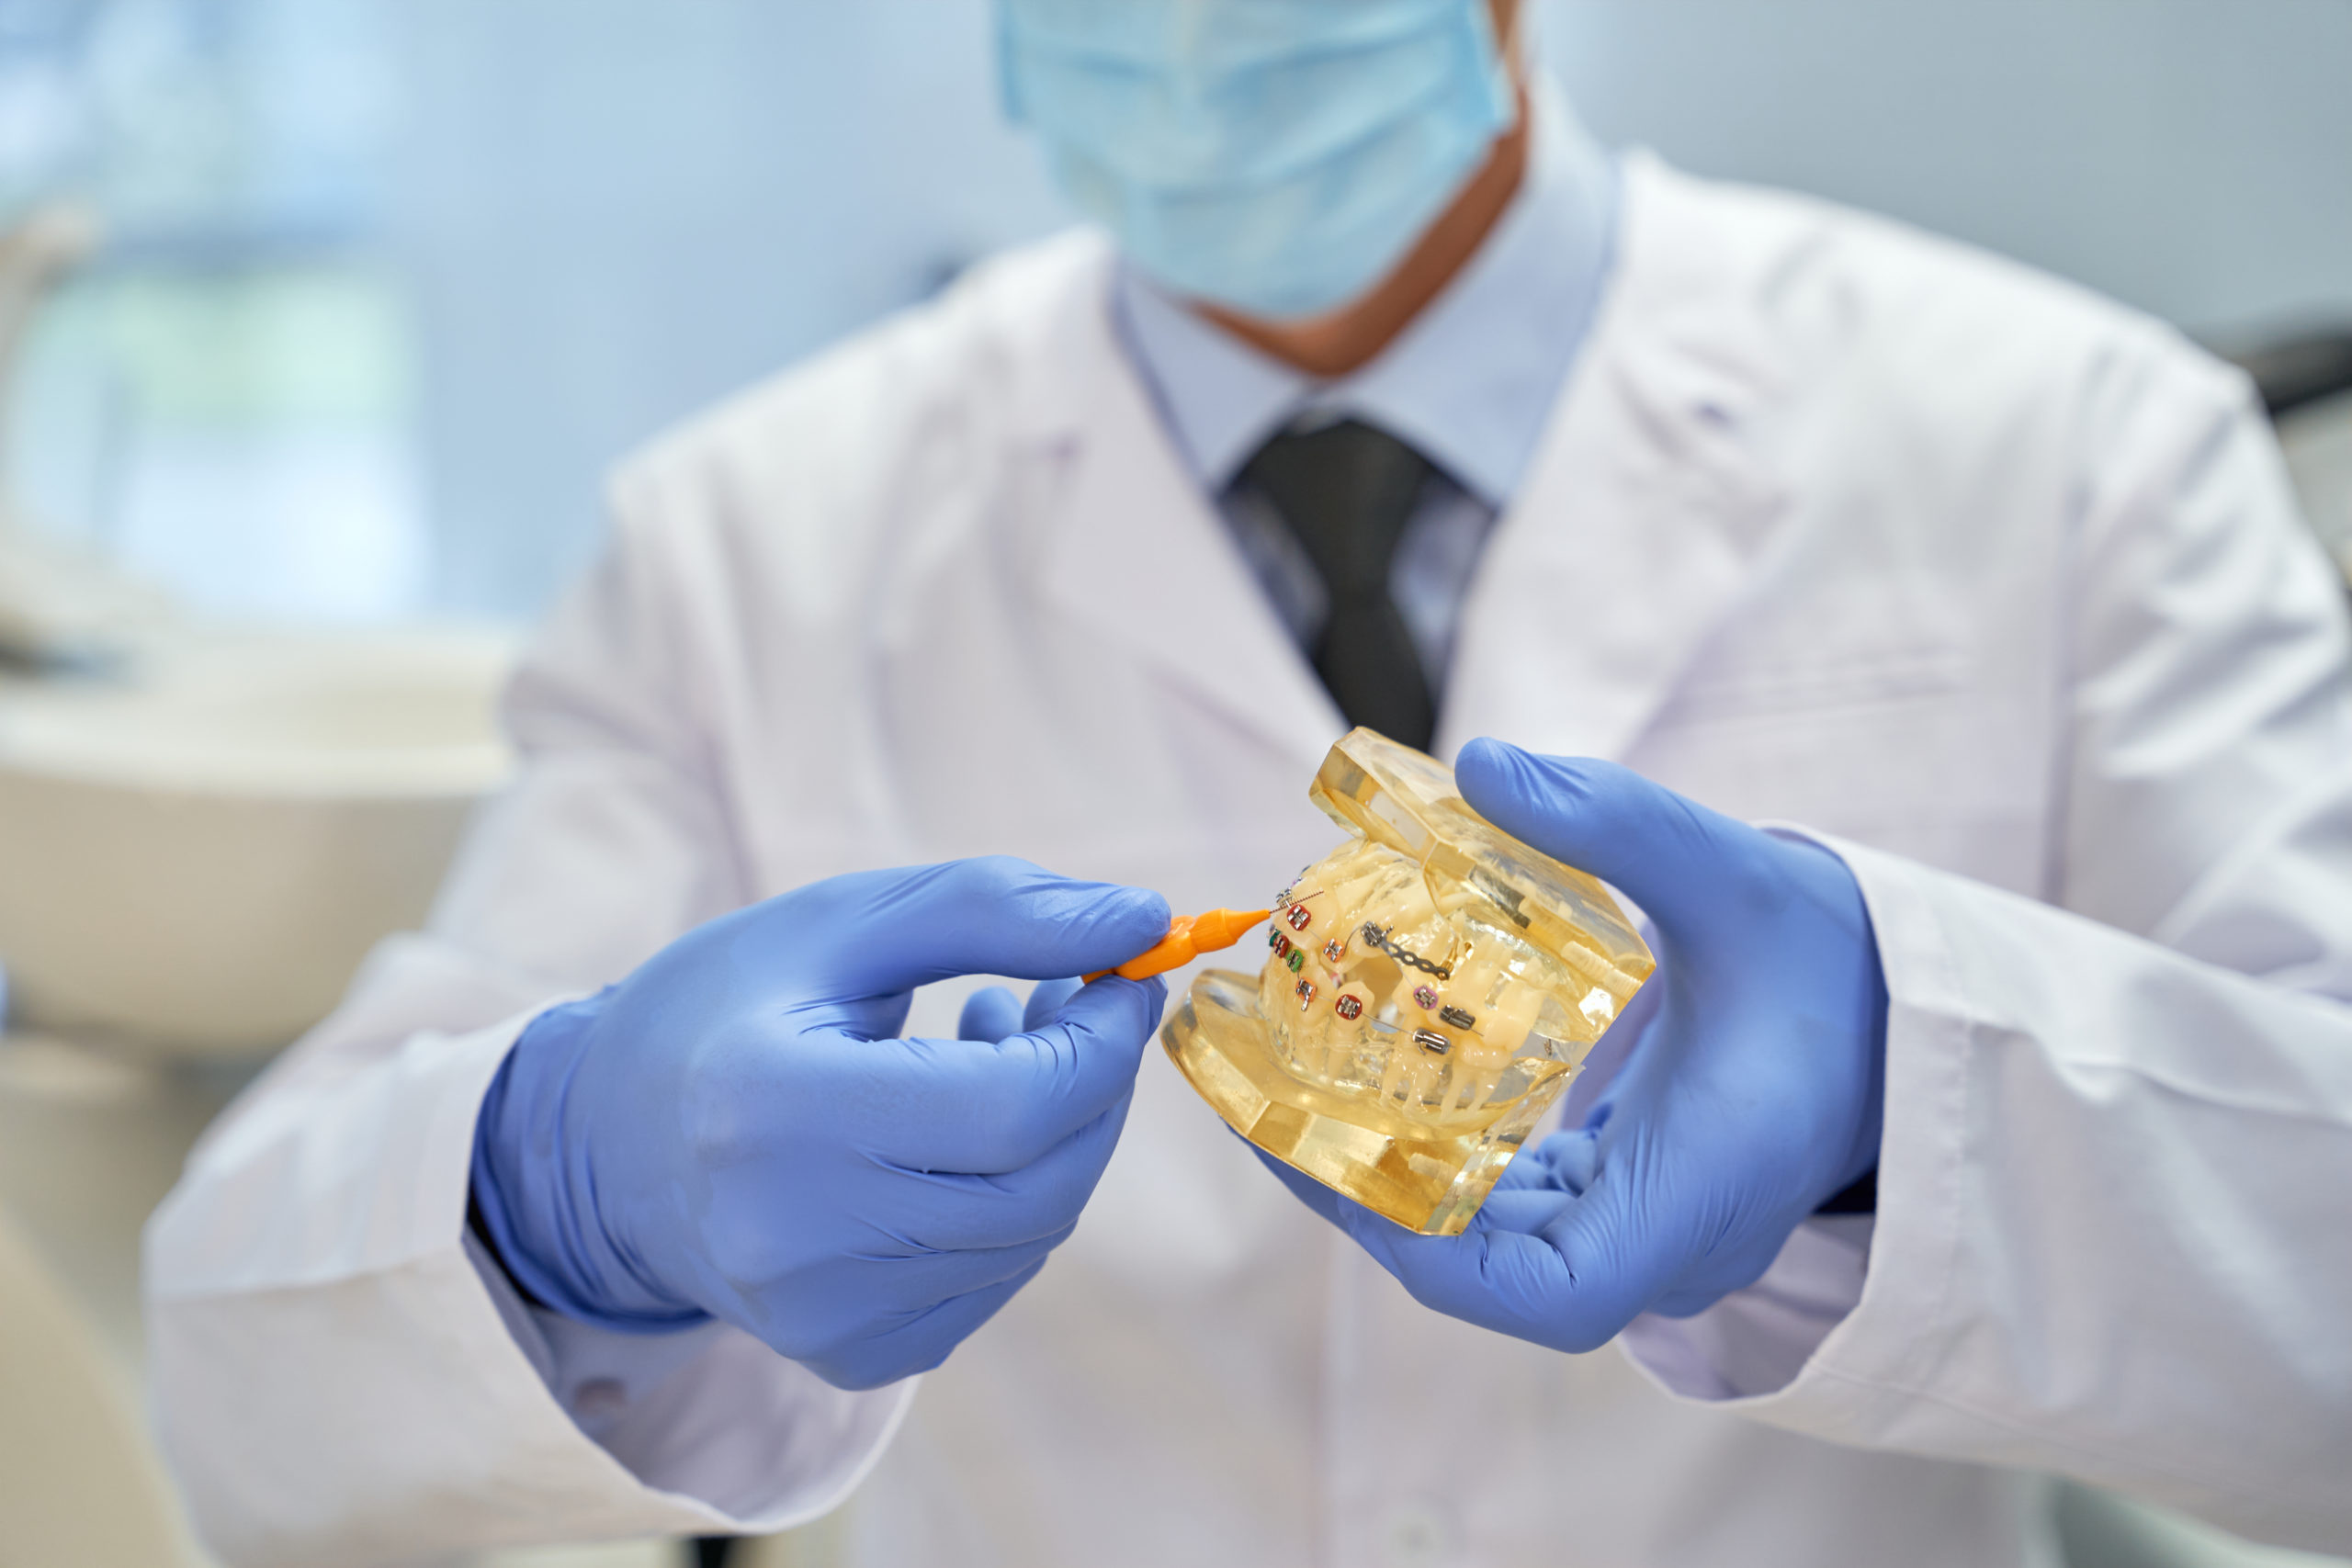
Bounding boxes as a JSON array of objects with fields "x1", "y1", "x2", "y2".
[{"x1": 1162, "y1": 729, "x2": 1657, "y2": 1236}]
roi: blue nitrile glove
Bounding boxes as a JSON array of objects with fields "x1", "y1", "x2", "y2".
[
  {"x1": 470, "y1": 859, "x2": 1170, "y2": 1391},
  {"x1": 957, "y1": 976, "x2": 1087, "y2": 1044},
  {"x1": 1264, "y1": 739, "x2": 1887, "y2": 1352}
]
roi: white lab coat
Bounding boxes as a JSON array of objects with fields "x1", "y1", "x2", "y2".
[{"x1": 146, "y1": 156, "x2": 2352, "y2": 1567}]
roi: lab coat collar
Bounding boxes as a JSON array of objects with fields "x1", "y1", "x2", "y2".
[
  {"x1": 1016, "y1": 235, "x2": 1342, "y2": 774},
  {"x1": 1002, "y1": 152, "x2": 1796, "y2": 773},
  {"x1": 1440, "y1": 152, "x2": 1798, "y2": 763}
]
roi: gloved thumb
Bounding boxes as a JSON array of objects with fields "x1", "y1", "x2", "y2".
[
  {"x1": 744, "y1": 858, "x2": 1171, "y2": 1004},
  {"x1": 1454, "y1": 739, "x2": 1743, "y2": 942}
]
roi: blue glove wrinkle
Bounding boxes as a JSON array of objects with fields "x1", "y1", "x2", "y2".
[
  {"x1": 469, "y1": 858, "x2": 1171, "y2": 1389},
  {"x1": 1263, "y1": 740, "x2": 1893, "y2": 1355},
  {"x1": 1023, "y1": 976, "x2": 1085, "y2": 1033},
  {"x1": 828, "y1": 1258, "x2": 1055, "y2": 1390},
  {"x1": 1468, "y1": 1188, "x2": 1577, "y2": 1235}
]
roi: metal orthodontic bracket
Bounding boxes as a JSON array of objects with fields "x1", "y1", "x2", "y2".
[{"x1": 1359, "y1": 923, "x2": 1453, "y2": 980}]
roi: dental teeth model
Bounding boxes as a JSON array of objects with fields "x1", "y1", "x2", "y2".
[{"x1": 1161, "y1": 728, "x2": 1656, "y2": 1235}]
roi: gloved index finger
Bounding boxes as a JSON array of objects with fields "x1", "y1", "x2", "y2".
[{"x1": 859, "y1": 973, "x2": 1168, "y2": 1176}]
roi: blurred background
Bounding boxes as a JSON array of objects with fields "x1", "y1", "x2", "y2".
[
  {"x1": 0, "y1": 2, "x2": 2346, "y2": 1565},
  {"x1": 3, "y1": 0, "x2": 2348, "y2": 626}
]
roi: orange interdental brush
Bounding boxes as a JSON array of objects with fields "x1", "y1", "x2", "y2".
[{"x1": 1084, "y1": 907, "x2": 1273, "y2": 983}]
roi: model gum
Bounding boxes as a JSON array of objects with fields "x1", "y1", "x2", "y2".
[{"x1": 1161, "y1": 728, "x2": 1656, "y2": 1235}]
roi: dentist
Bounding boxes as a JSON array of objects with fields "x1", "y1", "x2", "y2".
[{"x1": 149, "y1": 3, "x2": 2352, "y2": 1563}]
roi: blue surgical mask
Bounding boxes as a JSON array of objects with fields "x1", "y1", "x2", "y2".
[{"x1": 999, "y1": 0, "x2": 1518, "y2": 321}]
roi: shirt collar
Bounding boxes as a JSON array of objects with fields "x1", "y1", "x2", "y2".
[{"x1": 1112, "y1": 73, "x2": 1620, "y2": 510}]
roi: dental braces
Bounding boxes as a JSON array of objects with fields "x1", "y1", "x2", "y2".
[{"x1": 1358, "y1": 922, "x2": 1453, "y2": 980}]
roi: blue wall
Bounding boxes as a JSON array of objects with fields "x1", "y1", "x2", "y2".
[
  {"x1": 390, "y1": 0, "x2": 1066, "y2": 615},
  {"x1": 1541, "y1": 0, "x2": 2352, "y2": 335}
]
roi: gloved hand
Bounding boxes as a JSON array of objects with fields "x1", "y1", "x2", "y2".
[
  {"x1": 470, "y1": 858, "x2": 1169, "y2": 1390},
  {"x1": 956, "y1": 975, "x2": 1086, "y2": 1044},
  {"x1": 1265, "y1": 739, "x2": 1887, "y2": 1352}
]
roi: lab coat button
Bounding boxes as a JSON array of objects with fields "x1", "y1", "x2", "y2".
[
  {"x1": 1378, "y1": 1501, "x2": 1456, "y2": 1568},
  {"x1": 571, "y1": 1377, "x2": 627, "y2": 1425}
]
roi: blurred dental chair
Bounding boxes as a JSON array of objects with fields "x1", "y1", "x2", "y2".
[
  {"x1": 0, "y1": 1203, "x2": 200, "y2": 1568},
  {"x1": 2232, "y1": 327, "x2": 2352, "y2": 423},
  {"x1": 2227, "y1": 327, "x2": 2352, "y2": 587}
]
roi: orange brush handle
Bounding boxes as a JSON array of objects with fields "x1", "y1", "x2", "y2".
[{"x1": 1083, "y1": 908, "x2": 1272, "y2": 983}]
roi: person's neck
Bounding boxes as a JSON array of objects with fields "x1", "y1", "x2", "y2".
[{"x1": 1200, "y1": 79, "x2": 1532, "y2": 382}]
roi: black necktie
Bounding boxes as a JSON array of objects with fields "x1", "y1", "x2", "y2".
[{"x1": 1240, "y1": 418, "x2": 1437, "y2": 750}]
